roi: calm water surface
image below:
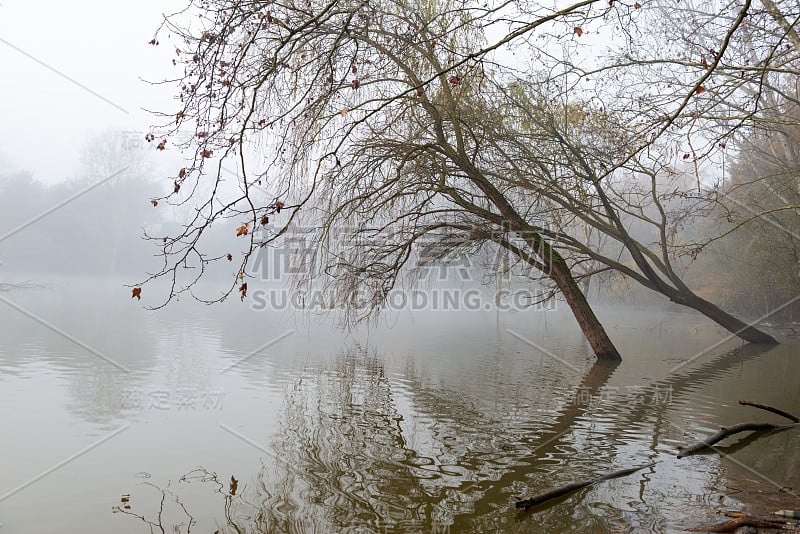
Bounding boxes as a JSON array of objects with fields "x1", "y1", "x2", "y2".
[{"x1": 1, "y1": 280, "x2": 799, "y2": 533}]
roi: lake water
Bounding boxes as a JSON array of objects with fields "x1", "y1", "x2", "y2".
[{"x1": 1, "y1": 280, "x2": 799, "y2": 533}]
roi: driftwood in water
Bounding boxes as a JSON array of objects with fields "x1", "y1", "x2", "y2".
[
  {"x1": 677, "y1": 400, "x2": 800, "y2": 458},
  {"x1": 738, "y1": 400, "x2": 799, "y2": 422},
  {"x1": 514, "y1": 462, "x2": 655, "y2": 510},
  {"x1": 676, "y1": 422, "x2": 800, "y2": 458},
  {"x1": 687, "y1": 511, "x2": 789, "y2": 532}
]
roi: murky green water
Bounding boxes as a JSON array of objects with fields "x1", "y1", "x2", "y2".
[{"x1": 1, "y1": 280, "x2": 799, "y2": 533}]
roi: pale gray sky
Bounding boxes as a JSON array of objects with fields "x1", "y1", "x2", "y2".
[{"x1": 0, "y1": 0, "x2": 185, "y2": 183}]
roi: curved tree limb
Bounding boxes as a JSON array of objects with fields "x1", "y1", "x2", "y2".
[
  {"x1": 738, "y1": 399, "x2": 800, "y2": 422},
  {"x1": 677, "y1": 422, "x2": 800, "y2": 458}
]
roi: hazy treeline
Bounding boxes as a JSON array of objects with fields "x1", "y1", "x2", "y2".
[
  {"x1": 685, "y1": 111, "x2": 800, "y2": 323},
  {"x1": 0, "y1": 132, "x2": 169, "y2": 279},
  {"x1": 0, "y1": 169, "x2": 161, "y2": 277},
  {"x1": 1, "y1": 151, "x2": 798, "y2": 321},
  {"x1": 1, "y1": 105, "x2": 799, "y2": 325}
]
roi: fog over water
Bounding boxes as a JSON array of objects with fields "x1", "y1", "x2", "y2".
[
  {"x1": 1, "y1": 280, "x2": 799, "y2": 532},
  {"x1": 3, "y1": 1, "x2": 800, "y2": 533}
]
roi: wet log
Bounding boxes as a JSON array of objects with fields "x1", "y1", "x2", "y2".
[
  {"x1": 687, "y1": 512, "x2": 787, "y2": 532},
  {"x1": 514, "y1": 462, "x2": 655, "y2": 510},
  {"x1": 687, "y1": 518, "x2": 773, "y2": 533},
  {"x1": 738, "y1": 400, "x2": 799, "y2": 422},
  {"x1": 677, "y1": 422, "x2": 800, "y2": 458},
  {"x1": 724, "y1": 510, "x2": 788, "y2": 522}
]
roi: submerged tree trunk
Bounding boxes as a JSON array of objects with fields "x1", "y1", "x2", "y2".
[
  {"x1": 548, "y1": 249, "x2": 622, "y2": 361},
  {"x1": 457, "y1": 158, "x2": 623, "y2": 362}
]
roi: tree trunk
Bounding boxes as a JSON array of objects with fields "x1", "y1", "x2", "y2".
[
  {"x1": 453, "y1": 160, "x2": 622, "y2": 360},
  {"x1": 548, "y1": 251, "x2": 622, "y2": 361},
  {"x1": 673, "y1": 292, "x2": 778, "y2": 344}
]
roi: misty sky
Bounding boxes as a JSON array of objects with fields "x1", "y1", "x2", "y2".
[{"x1": 0, "y1": 0, "x2": 185, "y2": 183}]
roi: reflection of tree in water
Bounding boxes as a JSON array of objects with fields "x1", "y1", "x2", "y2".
[
  {"x1": 114, "y1": 345, "x2": 607, "y2": 532},
  {"x1": 114, "y1": 343, "x2": 590, "y2": 531},
  {"x1": 114, "y1": 346, "x2": 451, "y2": 532},
  {"x1": 264, "y1": 345, "x2": 447, "y2": 531},
  {"x1": 113, "y1": 468, "x2": 260, "y2": 533},
  {"x1": 114, "y1": 343, "x2": 786, "y2": 533},
  {"x1": 460, "y1": 343, "x2": 782, "y2": 532},
  {"x1": 0, "y1": 284, "x2": 171, "y2": 424}
]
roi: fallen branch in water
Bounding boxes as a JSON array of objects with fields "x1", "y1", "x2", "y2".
[
  {"x1": 687, "y1": 511, "x2": 789, "y2": 532},
  {"x1": 514, "y1": 462, "x2": 656, "y2": 510},
  {"x1": 677, "y1": 422, "x2": 800, "y2": 458},
  {"x1": 738, "y1": 400, "x2": 799, "y2": 422},
  {"x1": 677, "y1": 400, "x2": 800, "y2": 458}
]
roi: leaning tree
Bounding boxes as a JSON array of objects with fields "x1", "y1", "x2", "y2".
[
  {"x1": 139, "y1": 0, "x2": 781, "y2": 361},
  {"x1": 143, "y1": 0, "x2": 629, "y2": 360}
]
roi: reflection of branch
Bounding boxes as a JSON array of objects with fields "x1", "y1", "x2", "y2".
[
  {"x1": 459, "y1": 343, "x2": 775, "y2": 529},
  {"x1": 114, "y1": 471, "x2": 243, "y2": 534},
  {"x1": 180, "y1": 469, "x2": 244, "y2": 533},
  {"x1": 112, "y1": 482, "x2": 167, "y2": 534},
  {"x1": 462, "y1": 358, "x2": 619, "y2": 521},
  {"x1": 174, "y1": 497, "x2": 194, "y2": 534}
]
